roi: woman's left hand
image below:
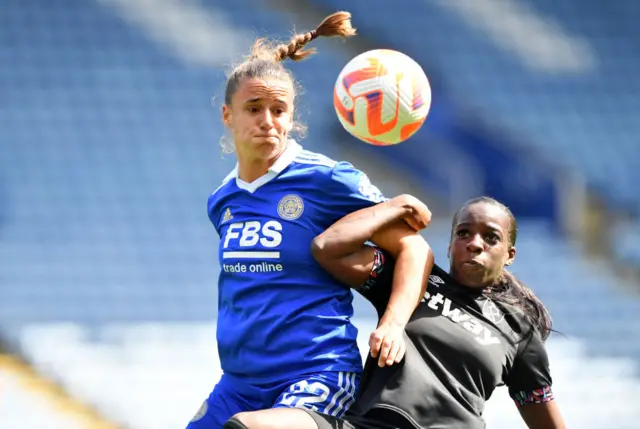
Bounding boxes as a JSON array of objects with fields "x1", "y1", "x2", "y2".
[{"x1": 369, "y1": 321, "x2": 407, "y2": 367}]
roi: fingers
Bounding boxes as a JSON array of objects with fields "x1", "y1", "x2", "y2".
[
  {"x1": 369, "y1": 331, "x2": 382, "y2": 358},
  {"x1": 403, "y1": 217, "x2": 421, "y2": 231},
  {"x1": 403, "y1": 209, "x2": 432, "y2": 231},
  {"x1": 370, "y1": 328, "x2": 407, "y2": 367},
  {"x1": 379, "y1": 339, "x2": 407, "y2": 367},
  {"x1": 377, "y1": 337, "x2": 393, "y2": 367},
  {"x1": 392, "y1": 341, "x2": 406, "y2": 364},
  {"x1": 406, "y1": 216, "x2": 428, "y2": 231},
  {"x1": 416, "y1": 207, "x2": 432, "y2": 228}
]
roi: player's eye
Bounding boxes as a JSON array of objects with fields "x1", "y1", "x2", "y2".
[
  {"x1": 484, "y1": 233, "x2": 499, "y2": 244},
  {"x1": 273, "y1": 108, "x2": 285, "y2": 116},
  {"x1": 456, "y1": 229, "x2": 469, "y2": 238},
  {"x1": 247, "y1": 106, "x2": 260, "y2": 113}
]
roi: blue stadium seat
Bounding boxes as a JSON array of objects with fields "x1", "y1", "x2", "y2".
[
  {"x1": 2, "y1": 1, "x2": 640, "y2": 427},
  {"x1": 0, "y1": 0, "x2": 383, "y2": 327},
  {"x1": 612, "y1": 222, "x2": 640, "y2": 265},
  {"x1": 308, "y1": 0, "x2": 640, "y2": 211}
]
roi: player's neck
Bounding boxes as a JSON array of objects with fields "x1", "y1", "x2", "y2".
[
  {"x1": 237, "y1": 160, "x2": 272, "y2": 183},
  {"x1": 236, "y1": 144, "x2": 287, "y2": 183}
]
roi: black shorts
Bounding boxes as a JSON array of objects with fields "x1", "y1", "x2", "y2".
[{"x1": 300, "y1": 409, "x2": 357, "y2": 429}]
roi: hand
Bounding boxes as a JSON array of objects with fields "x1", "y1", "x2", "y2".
[
  {"x1": 394, "y1": 194, "x2": 432, "y2": 231},
  {"x1": 368, "y1": 322, "x2": 407, "y2": 367}
]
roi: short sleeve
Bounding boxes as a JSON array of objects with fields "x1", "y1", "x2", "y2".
[
  {"x1": 207, "y1": 194, "x2": 221, "y2": 235},
  {"x1": 328, "y1": 162, "x2": 387, "y2": 217},
  {"x1": 506, "y1": 331, "x2": 554, "y2": 408},
  {"x1": 357, "y1": 247, "x2": 395, "y2": 316}
]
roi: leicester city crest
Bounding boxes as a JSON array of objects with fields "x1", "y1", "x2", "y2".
[{"x1": 278, "y1": 194, "x2": 304, "y2": 220}]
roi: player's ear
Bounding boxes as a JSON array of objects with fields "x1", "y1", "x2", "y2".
[
  {"x1": 504, "y1": 246, "x2": 516, "y2": 266},
  {"x1": 222, "y1": 105, "x2": 232, "y2": 129},
  {"x1": 286, "y1": 111, "x2": 294, "y2": 133}
]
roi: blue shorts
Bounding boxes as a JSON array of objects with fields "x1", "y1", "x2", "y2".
[{"x1": 186, "y1": 371, "x2": 359, "y2": 429}]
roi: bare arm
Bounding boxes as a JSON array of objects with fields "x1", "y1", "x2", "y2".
[
  {"x1": 507, "y1": 331, "x2": 565, "y2": 429},
  {"x1": 312, "y1": 194, "x2": 434, "y2": 365},
  {"x1": 311, "y1": 194, "x2": 432, "y2": 288},
  {"x1": 518, "y1": 401, "x2": 565, "y2": 429},
  {"x1": 370, "y1": 222, "x2": 433, "y2": 327}
]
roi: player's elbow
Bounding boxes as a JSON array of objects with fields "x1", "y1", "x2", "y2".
[
  {"x1": 310, "y1": 236, "x2": 331, "y2": 267},
  {"x1": 398, "y1": 231, "x2": 430, "y2": 252},
  {"x1": 378, "y1": 226, "x2": 430, "y2": 259},
  {"x1": 397, "y1": 235, "x2": 434, "y2": 270}
]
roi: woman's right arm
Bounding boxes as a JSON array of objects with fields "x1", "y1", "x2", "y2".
[{"x1": 311, "y1": 194, "x2": 434, "y2": 367}]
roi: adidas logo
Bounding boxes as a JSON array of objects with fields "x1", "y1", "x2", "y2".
[{"x1": 222, "y1": 208, "x2": 233, "y2": 223}]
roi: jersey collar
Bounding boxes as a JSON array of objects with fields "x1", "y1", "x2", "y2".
[{"x1": 234, "y1": 139, "x2": 302, "y2": 193}]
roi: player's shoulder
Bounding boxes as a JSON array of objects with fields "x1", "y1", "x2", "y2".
[
  {"x1": 495, "y1": 297, "x2": 537, "y2": 338},
  {"x1": 208, "y1": 167, "x2": 237, "y2": 205},
  {"x1": 427, "y1": 264, "x2": 451, "y2": 288},
  {"x1": 292, "y1": 148, "x2": 368, "y2": 174},
  {"x1": 291, "y1": 148, "x2": 338, "y2": 172}
]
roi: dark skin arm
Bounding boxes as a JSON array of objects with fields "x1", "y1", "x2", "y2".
[
  {"x1": 312, "y1": 194, "x2": 434, "y2": 366},
  {"x1": 519, "y1": 401, "x2": 566, "y2": 429}
]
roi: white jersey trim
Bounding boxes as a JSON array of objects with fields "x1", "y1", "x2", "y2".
[
  {"x1": 232, "y1": 140, "x2": 304, "y2": 194},
  {"x1": 209, "y1": 141, "x2": 338, "y2": 197},
  {"x1": 294, "y1": 150, "x2": 337, "y2": 168}
]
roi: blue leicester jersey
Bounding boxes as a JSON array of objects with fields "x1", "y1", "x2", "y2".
[{"x1": 207, "y1": 140, "x2": 386, "y2": 382}]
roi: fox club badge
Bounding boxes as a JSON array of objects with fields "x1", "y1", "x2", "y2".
[{"x1": 278, "y1": 194, "x2": 304, "y2": 220}]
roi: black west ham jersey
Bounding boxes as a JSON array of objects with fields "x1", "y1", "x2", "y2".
[{"x1": 345, "y1": 249, "x2": 554, "y2": 429}]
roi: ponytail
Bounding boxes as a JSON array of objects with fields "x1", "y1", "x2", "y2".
[
  {"x1": 247, "y1": 11, "x2": 356, "y2": 63},
  {"x1": 484, "y1": 269, "x2": 553, "y2": 341},
  {"x1": 224, "y1": 11, "x2": 356, "y2": 107}
]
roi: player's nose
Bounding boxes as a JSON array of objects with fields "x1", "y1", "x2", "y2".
[
  {"x1": 258, "y1": 110, "x2": 274, "y2": 129},
  {"x1": 466, "y1": 234, "x2": 483, "y2": 252}
]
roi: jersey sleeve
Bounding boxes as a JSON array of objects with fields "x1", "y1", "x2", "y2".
[
  {"x1": 357, "y1": 247, "x2": 395, "y2": 316},
  {"x1": 505, "y1": 331, "x2": 554, "y2": 408},
  {"x1": 327, "y1": 161, "x2": 387, "y2": 218},
  {"x1": 207, "y1": 194, "x2": 221, "y2": 234}
]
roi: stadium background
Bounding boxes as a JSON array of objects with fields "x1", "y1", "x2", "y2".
[{"x1": 2, "y1": 0, "x2": 640, "y2": 428}]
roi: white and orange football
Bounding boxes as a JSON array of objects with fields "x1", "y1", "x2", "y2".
[{"x1": 333, "y1": 49, "x2": 432, "y2": 145}]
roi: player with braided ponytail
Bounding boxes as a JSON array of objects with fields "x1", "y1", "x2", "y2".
[
  {"x1": 190, "y1": 11, "x2": 433, "y2": 429},
  {"x1": 220, "y1": 12, "x2": 356, "y2": 155}
]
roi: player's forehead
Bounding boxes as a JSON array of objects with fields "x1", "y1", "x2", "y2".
[
  {"x1": 454, "y1": 202, "x2": 509, "y2": 233},
  {"x1": 234, "y1": 77, "x2": 294, "y2": 104}
]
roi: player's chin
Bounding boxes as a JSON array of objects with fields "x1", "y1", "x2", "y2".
[
  {"x1": 252, "y1": 137, "x2": 282, "y2": 154},
  {"x1": 458, "y1": 264, "x2": 490, "y2": 288}
]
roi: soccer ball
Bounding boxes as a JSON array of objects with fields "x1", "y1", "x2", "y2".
[{"x1": 333, "y1": 49, "x2": 432, "y2": 146}]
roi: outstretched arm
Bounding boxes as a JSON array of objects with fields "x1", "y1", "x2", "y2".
[{"x1": 312, "y1": 194, "x2": 434, "y2": 366}]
